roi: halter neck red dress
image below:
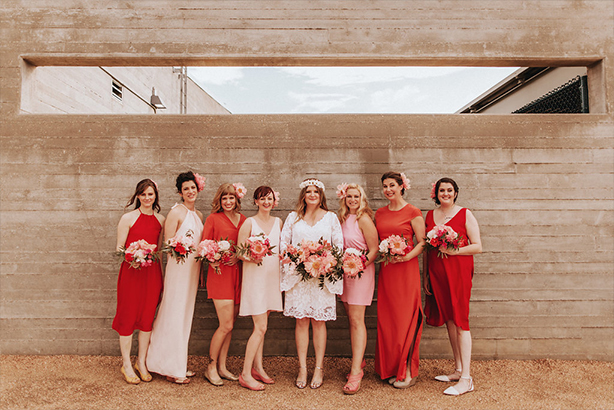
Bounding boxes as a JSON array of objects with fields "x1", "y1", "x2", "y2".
[
  {"x1": 112, "y1": 212, "x2": 163, "y2": 336},
  {"x1": 374, "y1": 203, "x2": 424, "y2": 382},
  {"x1": 425, "y1": 207, "x2": 474, "y2": 330}
]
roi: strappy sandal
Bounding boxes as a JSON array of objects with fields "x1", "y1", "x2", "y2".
[
  {"x1": 166, "y1": 376, "x2": 190, "y2": 384},
  {"x1": 310, "y1": 366, "x2": 324, "y2": 389},
  {"x1": 295, "y1": 366, "x2": 307, "y2": 389},
  {"x1": 435, "y1": 369, "x2": 462, "y2": 382},
  {"x1": 444, "y1": 376, "x2": 474, "y2": 396},
  {"x1": 343, "y1": 370, "x2": 363, "y2": 395}
]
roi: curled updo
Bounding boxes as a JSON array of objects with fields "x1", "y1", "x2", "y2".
[{"x1": 175, "y1": 171, "x2": 197, "y2": 193}]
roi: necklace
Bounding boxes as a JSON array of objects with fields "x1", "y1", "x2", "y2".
[{"x1": 441, "y1": 205, "x2": 456, "y2": 220}]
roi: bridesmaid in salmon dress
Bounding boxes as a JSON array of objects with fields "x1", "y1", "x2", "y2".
[
  {"x1": 202, "y1": 183, "x2": 247, "y2": 386},
  {"x1": 146, "y1": 171, "x2": 205, "y2": 384},
  {"x1": 337, "y1": 183, "x2": 378, "y2": 395},
  {"x1": 236, "y1": 186, "x2": 283, "y2": 391},
  {"x1": 112, "y1": 179, "x2": 165, "y2": 384},
  {"x1": 424, "y1": 177, "x2": 482, "y2": 396},
  {"x1": 374, "y1": 171, "x2": 426, "y2": 389}
]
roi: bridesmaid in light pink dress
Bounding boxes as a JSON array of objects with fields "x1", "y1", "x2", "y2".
[
  {"x1": 146, "y1": 171, "x2": 205, "y2": 384},
  {"x1": 337, "y1": 183, "x2": 379, "y2": 395}
]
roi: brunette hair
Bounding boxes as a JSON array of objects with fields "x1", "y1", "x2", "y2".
[
  {"x1": 381, "y1": 171, "x2": 405, "y2": 195},
  {"x1": 126, "y1": 179, "x2": 160, "y2": 213},
  {"x1": 253, "y1": 186, "x2": 274, "y2": 204},
  {"x1": 175, "y1": 171, "x2": 197, "y2": 193},
  {"x1": 337, "y1": 183, "x2": 374, "y2": 224},
  {"x1": 433, "y1": 177, "x2": 459, "y2": 205},
  {"x1": 295, "y1": 179, "x2": 327, "y2": 220},
  {"x1": 211, "y1": 183, "x2": 241, "y2": 213}
]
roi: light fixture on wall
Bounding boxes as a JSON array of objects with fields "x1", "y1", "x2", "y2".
[{"x1": 150, "y1": 87, "x2": 166, "y2": 110}]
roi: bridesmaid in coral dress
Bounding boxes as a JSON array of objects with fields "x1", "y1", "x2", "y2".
[
  {"x1": 202, "y1": 183, "x2": 247, "y2": 386},
  {"x1": 113, "y1": 179, "x2": 165, "y2": 384},
  {"x1": 337, "y1": 183, "x2": 378, "y2": 395},
  {"x1": 424, "y1": 177, "x2": 482, "y2": 396},
  {"x1": 374, "y1": 171, "x2": 425, "y2": 389},
  {"x1": 146, "y1": 171, "x2": 205, "y2": 384}
]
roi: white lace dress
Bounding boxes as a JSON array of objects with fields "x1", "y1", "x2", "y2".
[{"x1": 280, "y1": 211, "x2": 344, "y2": 321}]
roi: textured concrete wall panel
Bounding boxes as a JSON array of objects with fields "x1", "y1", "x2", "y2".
[{"x1": 1, "y1": 1, "x2": 613, "y2": 360}]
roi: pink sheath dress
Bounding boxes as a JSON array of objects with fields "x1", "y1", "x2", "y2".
[{"x1": 340, "y1": 214, "x2": 375, "y2": 306}]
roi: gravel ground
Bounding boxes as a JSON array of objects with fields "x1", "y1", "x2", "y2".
[{"x1": 1, "y1": 355, "x2": 612, "y2": 410}]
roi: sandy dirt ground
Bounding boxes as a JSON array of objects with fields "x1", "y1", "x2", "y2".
[{"x1": 1, "y1": 355, "x2": 612, "y2": 410}]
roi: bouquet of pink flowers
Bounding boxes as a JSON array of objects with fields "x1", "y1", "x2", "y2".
[
  {"x1": 376, "y1": 235, "x2": 413, "y2": 265},
  {"x1": 162, "y1": 230, "x2": 196, "y2": 264},
  {"x1": 425, "y1": 225, "x2": 464, "y2": 258},
  {"x1": 236, "y1": 233, "x2": 276, "y2": 266},
  {"x1": 195, "y1": 238, "x2": 234, "y2": 273},
  {"x1": 283, "y1": 238, "x2": 343, "y2": 289},
  {"x1": 342, "y1": 248, "x2": 368, "y2": 279},
  {"x1": 116, "y1": 239, "x2": 159, "y2": 269}
]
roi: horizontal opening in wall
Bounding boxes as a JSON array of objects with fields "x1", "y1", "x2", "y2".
[{"x1": 20, "y1": 64, "x2": 594, "y2": 115}]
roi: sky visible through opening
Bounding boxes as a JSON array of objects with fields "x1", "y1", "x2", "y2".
[{"x1": 188, "y1": 67, "x2": 519, "y2": 114}]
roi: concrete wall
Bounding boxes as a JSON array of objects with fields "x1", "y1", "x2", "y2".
[
  {"x1": 20, "y1": 65, "x2": 230, "y2": 114},
  {"x1": 1, "y1": 1, "x2": 612, "y2": 360}
]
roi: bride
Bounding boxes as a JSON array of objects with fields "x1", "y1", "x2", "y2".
[{"x1": 280, "y1": 178, "x2": 344, "y2": 390}]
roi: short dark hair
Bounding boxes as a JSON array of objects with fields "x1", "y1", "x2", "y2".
[
  {"x1": 433, "y1": 177, "x2": 459, "y2": 205},
  {"x1": 175, "y1": 171, "x2": 197, "y2": 193}
]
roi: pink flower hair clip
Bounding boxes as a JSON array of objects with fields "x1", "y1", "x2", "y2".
[
  {"x1": 336, "y1": 183, "x2": 349, "y2": 199},
  {"x1": 430, "y1": 182, "x2": 437, "y2": 200},
  {"x1": 194, "y1": 173, "x2": 206, "y2": 192},
  {"x1": 233, "y1": 182, "x2": 247, "y2": 199},
  {"x1": 400, "y1": 173, "x2": 411, "y2": 190},
  {"x1": 273, "y1": 191, "x2": 280, "y2": 208}
]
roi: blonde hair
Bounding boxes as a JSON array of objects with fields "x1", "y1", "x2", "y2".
[
  {"x1": 337, "y1": 184, "x2": 374, "y2": 224},
  {"x1": 295, "y1": 179, "x2": 328, "y2": 220},
  {"x1": 211, "y1": 183, "x2": 241, "y2": 213}
]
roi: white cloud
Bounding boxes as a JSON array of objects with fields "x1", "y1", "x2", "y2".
[
  {"x1": 369, "y1": 85, "x2": 424, "y2": 113},
  {"x1": 188, "y1": 67, "x2": 245, "y2": 86},
  {"x1": 288, "y1": 91, "x2": 358, "y2": 113},
  {"x1": 278, "y1": 67, "x2": 469, "y2": 87}
]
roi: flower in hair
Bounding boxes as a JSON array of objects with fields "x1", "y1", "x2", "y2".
[
  {"x1": 430, "y1": 182, "x2": 437, "y2": 199},
  {"x1": 194, "y1": 173, "x2": 206, "y2": 192},
  {"x1": 400, "y1": 173, "x2": 411, "y2": 190},
  {"x1": 233, "y1": 182, "x2": 246, "y2": 199},
  {"x1": 299, "y1": 179, "x2": 325, "y2": 191},
  {"x1": 273, "y1": 191, "x2": 280, "y2": 208},
  {"x1": 336, "y1": 183, "x2": 349, "y2": 199}
]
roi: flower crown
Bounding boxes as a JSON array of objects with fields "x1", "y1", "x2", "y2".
[
  {"x1": 336, "y1": 183, "x2": 349, "y2": 199},
  {"x1": 299, "y1": 179, "x2": 325, "y2": 191},
  {"x1": 232, "y1": 182, "x2": 246, "y2": 199},
  {"x1": 194, "y1": 173, "x2": 206, "y2": 192},
  {"x1": 400, "y1": 173, "x2": 411, "y2": 190},
  {"x1": 430, "y1": 182, "x2": 437, "y2": 199}
]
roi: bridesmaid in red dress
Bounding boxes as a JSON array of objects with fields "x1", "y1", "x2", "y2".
[
  {"x1": 374, "y1": 171, "x2": 426, "y2": 389},
  {"x1": 424, "y1": 177, "x2": 482, "y2": 396},
  {"x1": 112, "y1": 179, "x2": 165, "y2": 384},
  {"x1": 202, "y1": 183, "x2": 247, "y2": 386}
]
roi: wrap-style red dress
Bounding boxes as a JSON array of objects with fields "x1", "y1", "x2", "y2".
[
  {"x1": 202, "y1": 212, "x2": 246, "y2": 303},
  {"x1": 425, "y1": 207, "x2": 473, "y2": 330},
  {"x1": 112, "y1": 211, "x2": 163, "y2": 336},
  {"x1": 374, "y1": 203, "x2": 424, "y2": 381}
]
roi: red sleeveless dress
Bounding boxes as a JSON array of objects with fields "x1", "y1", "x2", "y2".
[
  {"x1": 112, "y1": 212, "x2": 163, "y2": 336},
  {"x1": 425, "y1": 207, "x2": 474, "y2": 331},
  {"x1": 374, "y1": 204, "x2": 424, "y2": 381}
]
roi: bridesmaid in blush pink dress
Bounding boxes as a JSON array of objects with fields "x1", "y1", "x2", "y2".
[
  {"x1": 337, "y1": 183, "x2": 378, "y2": 395},
  {"x1": 146, "y1": 171, "x2": 205, "y2": 384}
]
